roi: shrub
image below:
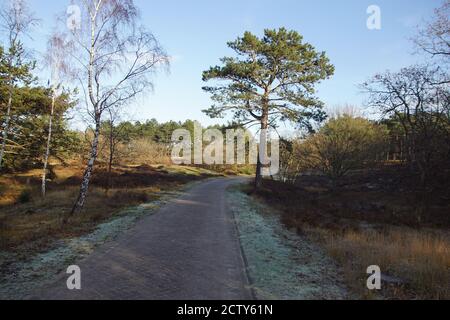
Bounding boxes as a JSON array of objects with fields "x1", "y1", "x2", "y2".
[
  {"x1": 17, "y1": 189, "x2": 32, "y2": 204},
  {"x1": 302, "y1": 115, "x2": 388, "y2": 182}
]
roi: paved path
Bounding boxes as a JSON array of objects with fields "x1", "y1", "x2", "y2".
[{"x1": 34, "y1": 178, "x2": 253, "y2": 300}]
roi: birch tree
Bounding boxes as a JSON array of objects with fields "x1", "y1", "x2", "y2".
[
  {"x1": 41, "y1": 84, "x2": 56, "y2": 196},
  {"x1": 41, "y1": 36, "x2": 67, "y2": 197},
  {"x1": 57, "y1": 0, "x2": 169, "y2": 214},
  {"x1": 0, "y1": 0, "x2": 37, "y2": 170}
]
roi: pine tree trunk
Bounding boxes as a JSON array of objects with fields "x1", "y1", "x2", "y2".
[
  {"x1": 0, "y1": 83, "x2": 13, "y2": 170},
  {"x1": 42, "y1": 92, "x2": 56, "y2": 197},
  {"x1": 255, "y1": 153, "x2": 263, "y2": 189},
  {"x1": 254, "y1": 105, "x2": 269, "y2": 190},
  {"x1": 71, "y1": 119, "x2": 101, "y2": 215}
]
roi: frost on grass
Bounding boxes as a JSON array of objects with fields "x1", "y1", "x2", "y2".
[
  {"x1": 228, "y1": 187, "x2": 348, "y2": 300},
  {"x1": 0, "y1": 187, "x2": 188, "y2": 300}
]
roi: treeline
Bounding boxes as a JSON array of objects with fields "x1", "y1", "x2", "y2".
[
  {"x1": 95, "y1": 119, "x2": 248, "y2": 180},
  {"x1": 103, "y1": 119, "x2": 237, "y2": 143},
  {"x1": 95, "y1": 119, "x2": 196, "y2": 172},
  {"x1": 101, "y1": 119, "x2": 198, "y2": 145}
]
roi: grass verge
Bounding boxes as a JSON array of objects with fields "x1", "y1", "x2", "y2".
[{"x1": 228, "y1": 185, "x2": 348, "y2": 300}]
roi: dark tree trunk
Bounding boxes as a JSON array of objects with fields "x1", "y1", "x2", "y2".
[
  {"x1": 106, "y1": 156, "x2": 113, "y2": 195},
  {"x1": 105, "y1": 123, "x2": 114, "y2": 195},
  {"x1": 255, "y1": 153, "x2": 263, "y2": 189}
]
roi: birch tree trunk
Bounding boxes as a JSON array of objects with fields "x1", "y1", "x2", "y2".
[
  {"x1": 0, "y1": 77, "x2": 14, "y2": 170},
  {"x1": 41, "y1": 91, "x2": 56, "y2": 197},
  {"x1": 71, "y1": 7, "x2": 99, "y2": 215},
  {"x1": 71, "y1": 118, "x2": 101, "y2": 215}
]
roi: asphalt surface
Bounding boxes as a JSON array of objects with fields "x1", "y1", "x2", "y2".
[{"x1": 33, "y1": 178, "x2": 253, "y2": 300}]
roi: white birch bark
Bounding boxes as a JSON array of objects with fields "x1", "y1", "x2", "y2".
[
  {"x1": 41, "y1": 90, "x2": 56, "y2": 197},
  {"x1": 0, "y1": 77, "x2": 13, "y2": 170},
  {"x1": 72, "y1": 120, "x2": 101, "y2": 213}
]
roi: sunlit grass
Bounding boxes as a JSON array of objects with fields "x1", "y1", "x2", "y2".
[{"x1": 308, "y1": 227, "x2": 450, "y2": 299}]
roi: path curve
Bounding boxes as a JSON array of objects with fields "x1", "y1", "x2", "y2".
[{"x1": 33, "y1": 178, "x2": 253, "y2": 300}]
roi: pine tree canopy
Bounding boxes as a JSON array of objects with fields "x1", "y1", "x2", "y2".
[{"x1": 202, "y1": 28, "x2": 335, "y2": 132}]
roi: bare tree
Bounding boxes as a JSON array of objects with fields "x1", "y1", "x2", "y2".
[
  {"x1": 414, "y1": 1, "x2": 450, "y2": 63},
  {"x1": 103, "y1": 107, "x2": 126, "y2": 195},
  {"x1": 0, "y1": 0, "x2": 38, "y2": 170},
  {"x1": 362, "y1": 66, "x2": 450, "y2": 188},
  {"x1": 57, "y1": 0, "x2": 169, "y2": 214},
  {"x1": 41, "y1": 87, "x2": 56, "y2": 196},
  {"x1": 41, "y1": 36, "x2": 68, "y2": 197},
  {"x1": 278, "y1": 138, "x2": 303, "y2": 185}
]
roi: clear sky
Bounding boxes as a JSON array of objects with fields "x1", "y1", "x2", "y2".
[{"x1": 11, "y1": 0, "x2": 443, "y2": 128}]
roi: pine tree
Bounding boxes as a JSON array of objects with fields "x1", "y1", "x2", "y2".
[
  {"x1": 202, "y1": 28, "x2": 334, "y2": 188},
  {"x1": 0, "y1": 0, "x2": 37, "y2": 170}
]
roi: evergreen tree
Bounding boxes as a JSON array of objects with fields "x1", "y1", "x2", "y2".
[
  {"x1": 202, "y1": 28, "x2": 334, "y2": 188},
  {"x1": 0, "y1": 0, "x2": 38, "y2": 170}
]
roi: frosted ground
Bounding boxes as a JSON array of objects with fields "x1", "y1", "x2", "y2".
[
  {"x1": 228, "y1": 186, "x2": 349, "y2": 300},
  {"x1": 0, "y1": 186, "x2": 194, "y2": 300}
]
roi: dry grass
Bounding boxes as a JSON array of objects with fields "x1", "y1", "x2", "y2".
[
  {"x1": 253, "y1": 170, "x2": 450, "y2": 300},
  {"x1": 117, "y1": 139, "x2": 173, "y2": 166},
  {"x1": 0, "y1": 163, "x2": 218, "y2": 254},
  {"x1": 0, "y1": 187, "x2": 154, "y2": 251},
  {"x1": 309, "y1": 227, "x2": 450, "y2": 300}
]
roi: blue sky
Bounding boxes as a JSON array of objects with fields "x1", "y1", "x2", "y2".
[{"x1": 12, "y1": 0, "x2": 442, "y2": 128}]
